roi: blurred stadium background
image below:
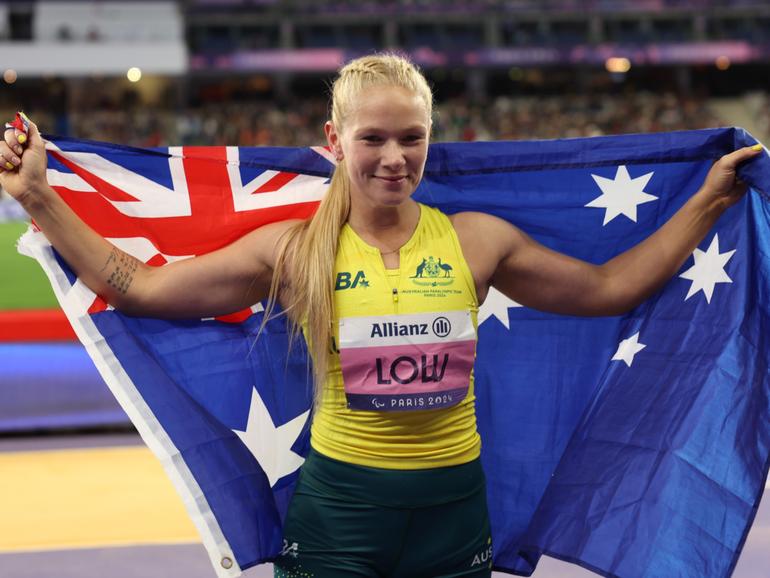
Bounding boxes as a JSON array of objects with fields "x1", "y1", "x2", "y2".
[{"x1": 1, "y1": 1, "x2": 769, "y2": 577}]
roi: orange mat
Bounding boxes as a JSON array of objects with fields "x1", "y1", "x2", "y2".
[{"x1": 0, "y1": 446, "x2": 199, "y2": 552}]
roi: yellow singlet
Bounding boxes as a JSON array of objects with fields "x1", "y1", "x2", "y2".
[{"x1": 309, "y1": 204, "x2": 482, "y2": 470}]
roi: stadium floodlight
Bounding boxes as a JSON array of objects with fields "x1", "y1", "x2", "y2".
[
  {"x1": 127, "y1": 67, "x2": 142, "y2": 83},
  {"x1": 605, "y1": 57, "x2": 631, "y2": 74},
  {"x1": 716, "y1": 55, "x2": 731, "y2": 70}
]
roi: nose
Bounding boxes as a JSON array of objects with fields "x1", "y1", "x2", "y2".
[{"x1": 381, "y1": 139, "x2": 406, "y2": 171}]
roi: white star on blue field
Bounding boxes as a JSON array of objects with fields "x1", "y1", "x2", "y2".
[
  {"x1": 612, "y1": 331, "x2": 646, "y2": 367},
  {"x1": 586, "y1": 165, "x2": 658, "y2": 225},
  {"x1": 232, "y1": 387, "x2": 310, "y2": 488},
  {"x1": 478, "y1": 287, "x2": 522, "y2": 329},
  {"x1": 679, "y1": 233, "x2": 736, "y2": 304}
]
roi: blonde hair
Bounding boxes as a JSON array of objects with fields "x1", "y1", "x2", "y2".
[{"x1": 265, "y1": 53, "x2": 433, "y2": 405}]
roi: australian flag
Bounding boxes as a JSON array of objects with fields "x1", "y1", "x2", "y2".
[{"x1": 18, "y1": 128, "x2": 770, "y2": 578}]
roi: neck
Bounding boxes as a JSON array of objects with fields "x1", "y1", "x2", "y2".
[
  {"x1": 348, "y1": 199, "x2": 419, "y2": 233},
  {"x1": 347, "y1": 199, "x2": 421, "y2": 251}
]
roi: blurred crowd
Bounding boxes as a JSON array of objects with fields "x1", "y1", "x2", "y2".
[
  {"x1": 10, "y1": 91, "x2": 725, "y2": 149},
  {"x1": 199, "y1": 0, "x2": 765, "y2": 14},
  {"x1": 436, "y1": 92, "x2": 724, "y2": 142}
]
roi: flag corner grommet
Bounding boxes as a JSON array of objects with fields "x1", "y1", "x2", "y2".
[{"x1": 220, "y1": 556, "x2": 233, "y2": 569}]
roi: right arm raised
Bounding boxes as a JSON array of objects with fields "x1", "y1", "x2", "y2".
[{"x1": 1, "y1": 120, "x2": 296, "y2": 319}]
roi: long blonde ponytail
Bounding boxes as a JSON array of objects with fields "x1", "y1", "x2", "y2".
[{"x1": 265, "y1": 53, "x2": 433, "y2": 405}]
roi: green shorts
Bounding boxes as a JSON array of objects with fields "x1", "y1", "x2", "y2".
[{"x1": 274, "y1": 449, "x2": 493, "y2": 578}]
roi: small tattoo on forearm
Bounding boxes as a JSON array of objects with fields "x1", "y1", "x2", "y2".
[
  {"x1": 102, "y1": 248, "x2": 139, "y2": 294},
  {"x1": 99, "y1": 250, "x2": 117, "y2": 273}
]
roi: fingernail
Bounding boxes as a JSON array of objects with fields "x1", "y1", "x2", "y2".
[
  {"x1": 15, "y1": 146, "x2": 22, "y2": 155},
  {"x1": 4, "y1": 161, "x2": 13, "y2": 170},
  {"x1": 752, "y1": 144, "x2": 763, "y2": 151},
  {"x1": 17, "y1": 134, "x2": 26, "y2": 144}
]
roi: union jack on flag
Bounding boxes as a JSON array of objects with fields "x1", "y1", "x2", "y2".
[
  {"x1": 42, "y1": 139, "x2": 335, "y2": 319},
  {"x1": 18, "y1": 129, "x2": 770, "y2": 578}
]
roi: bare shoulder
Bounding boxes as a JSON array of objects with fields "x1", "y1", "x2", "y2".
[
  {"x1": 449, "y1": 211, "x2": 509, "y2": 235},
  {"x1": 449, "y1": 211, "x2": 524, "y2": 256},
  {"x1": 449, "y1": 211, "x2": 525, "y2": 298}
]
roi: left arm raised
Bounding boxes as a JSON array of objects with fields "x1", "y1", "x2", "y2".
[{"x1": 453, "y1": 145, "x2": 763, "y2": 316}]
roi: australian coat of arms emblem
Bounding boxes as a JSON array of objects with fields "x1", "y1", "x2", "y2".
[{"x1": 411, "y1": 256, "x2": 454, "y2": 286}]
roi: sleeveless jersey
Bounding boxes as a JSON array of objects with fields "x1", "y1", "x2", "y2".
[{"x1": 309, "y1": 204, "x2": 482, "y2": 470}]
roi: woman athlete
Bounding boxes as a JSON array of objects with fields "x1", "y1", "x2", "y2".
[{"x1": 0, "y1": 54, "x2": 763, "y2": 578}]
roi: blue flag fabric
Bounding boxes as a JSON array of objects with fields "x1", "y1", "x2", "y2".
[{"x1": 18, "y1": 128, "x2": 770, "y2": 578}]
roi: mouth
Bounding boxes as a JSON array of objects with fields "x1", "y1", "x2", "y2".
[{"x1": 375, "y1": 175, "x2": 408, "y2": 183}]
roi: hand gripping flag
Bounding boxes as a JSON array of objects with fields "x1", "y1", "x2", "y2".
[{"x1": 16, "y1": 128, "x2": 770, "y2": 578}]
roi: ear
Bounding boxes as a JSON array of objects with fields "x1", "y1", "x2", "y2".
[{"x1": 325, "y1": 121, "x2": 343, "y2": 161}]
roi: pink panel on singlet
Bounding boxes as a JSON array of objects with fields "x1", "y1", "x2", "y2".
[{"x1": 339, "y1": 339, "x2": 476, "y2": 397}]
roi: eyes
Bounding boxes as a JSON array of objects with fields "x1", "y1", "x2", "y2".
[{"x1": 360, "y1": 133, "x2": 426, "y2": 145}]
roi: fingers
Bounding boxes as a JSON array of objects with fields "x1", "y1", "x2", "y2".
[
  {"x1": 1, "y1": 113, "x2": 35, "y2": 175},
  {"x1": 3, "y1": 128, "x2": 25, "y2": 157},
  {"x1": 1, "y1": 125, "x2": 24, "y2": 172},
  {"x1": 719, "y1": 144, "x2": 765, "y2": 169},
  {"x1": 0, "y1": 140, "x2": 21, "y2": 171},
  {"x1": 4, "y1": 112, "x2": 29, "y2": 149},
  {"x1": 25, "y1": 119, "x2": 42, "y2": 149}
]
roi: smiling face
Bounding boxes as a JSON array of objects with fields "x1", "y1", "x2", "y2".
[{"x1": 326, "y1": 84, "x2": 431, "y2": 210}]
